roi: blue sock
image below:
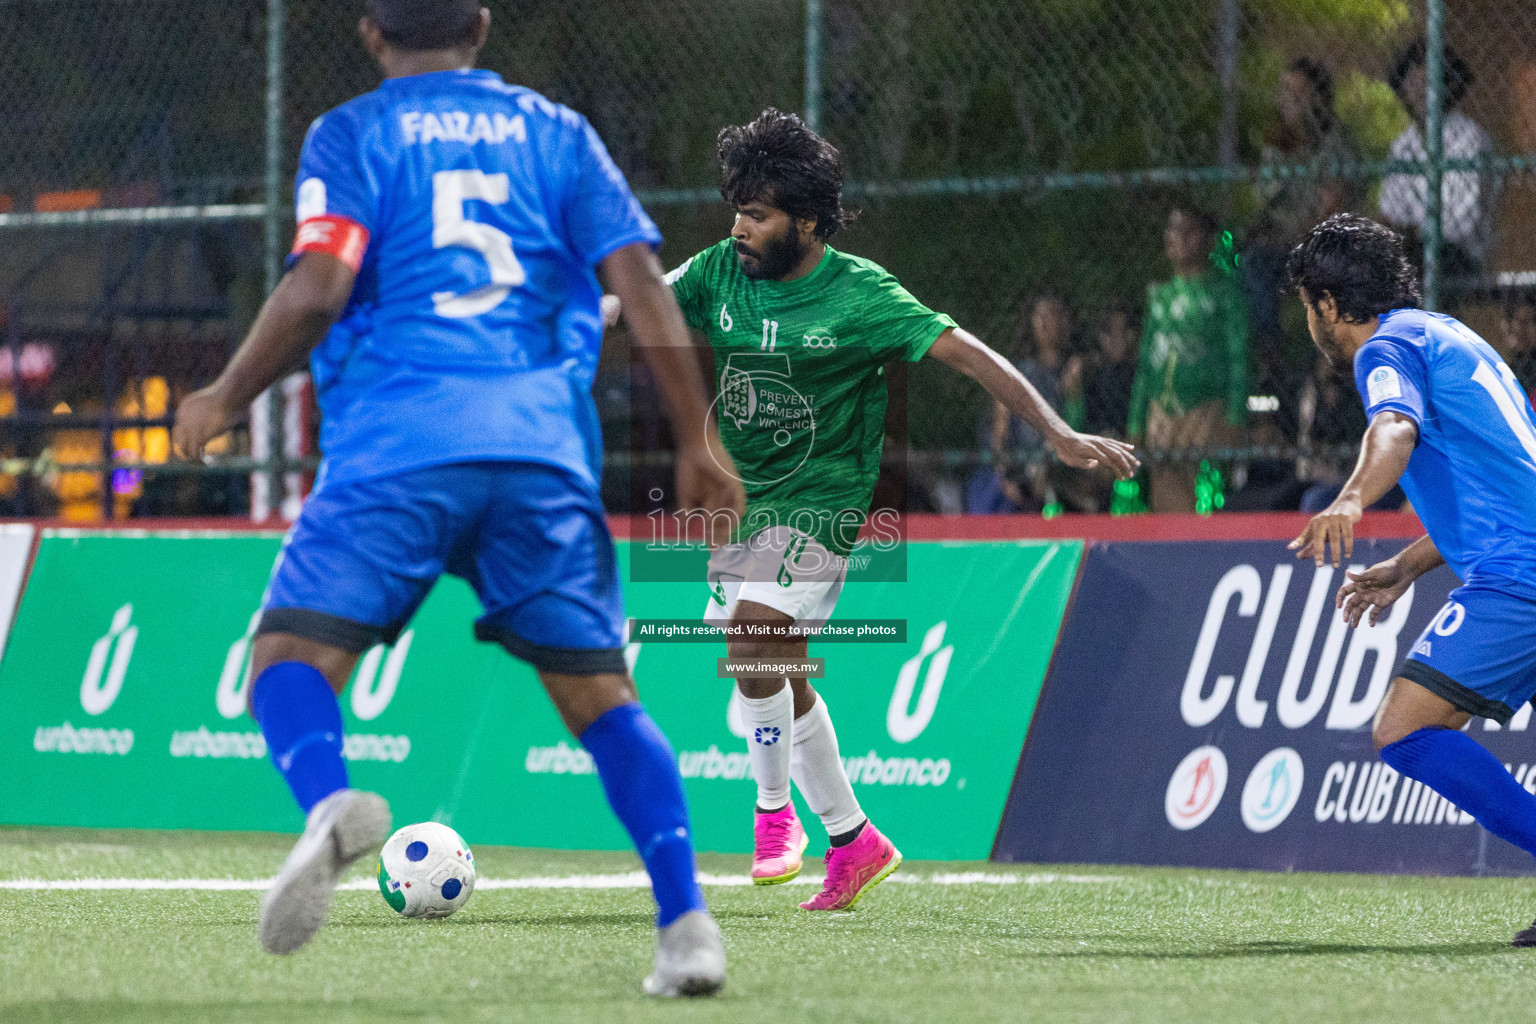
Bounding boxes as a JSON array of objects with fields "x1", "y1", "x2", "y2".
[
  {"x1": 1380, "y1": 726, "x2": 1536, "y2": 856},
  {"x1": 580, "y1": 703, "x2": 706, "y2": 927},
  {"x1": 251, "y1": 661, "x2": 349, "y2": 815}
]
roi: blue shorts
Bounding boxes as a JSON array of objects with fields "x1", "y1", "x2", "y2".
[
  {"x1": 258, "y1": 461, "x2": 625, "y2": 674},
  {"x1": 1401, "y1": 582, "x2": 1536, "y2": 725}
]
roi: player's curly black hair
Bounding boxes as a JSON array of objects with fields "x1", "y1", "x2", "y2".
[
  {"x1": 1285, "y1": 214, "x2": 1421, "y2": 323},
  {"x1": 717, "y1": 109, "x2": 852, "y2": 240}
]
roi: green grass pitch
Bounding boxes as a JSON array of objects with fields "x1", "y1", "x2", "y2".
[{"x1": 4, "y1": 826, "x2": 1536, "y2": 1023}]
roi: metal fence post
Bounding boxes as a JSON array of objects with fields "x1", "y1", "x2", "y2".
[
  {"x1": 1423, "y1": 0, "x2": 1445, "y2": 312},
  {"x1": 804, "y1": 0, "x2": 823, "y2": 134},
  {"x1": 1216, "y1": 0, "x2": 1240, "y2": 169},
  {"x1": 265, "y1": 0, "x2": 285, "y2": 298},
  {"x1": 256, "y1": 0, "x2": 287, "y2": 521}
]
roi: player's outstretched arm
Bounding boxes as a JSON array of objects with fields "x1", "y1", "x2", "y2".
[
  {"x1": 172, "y1": 252, "x2": 356, "y2": 460},
  {"x1": 1336, "y1": 534, "x2": 1445, "y2": 628},
  {"x1": 599, "y1": 242, "x2": 746, "y2": 530},
  {"x1": 926, "y1": 328, "x2": 1140, "y2": 480},
  {"x1": 1290, "y1": 410, "x2": 1418, "y2": 568}
]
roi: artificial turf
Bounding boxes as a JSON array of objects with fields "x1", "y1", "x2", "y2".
[{"x1": 3, "y1": 826, "x2": 1536, "y2": 1023}]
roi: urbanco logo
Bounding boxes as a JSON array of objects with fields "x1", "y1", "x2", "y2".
[
  {"x1": 216, "y1": 611, "x2": 261, "y2": 719},
  {"x1": 1165, "y1": 745, "x2": 1228, "y2": 830},
  {"x1": 351, "y1": 631, "x2": 415, "y2": 722},
  {"x1": 1241, "y1": 747, "x2": 1304, "y2": 833},
  {"x1": 888, "y1": 622, "x2": 953, "y2": 743},
  {"x1": 81, "y1": 603, "x2": 137, "y2": 716}
]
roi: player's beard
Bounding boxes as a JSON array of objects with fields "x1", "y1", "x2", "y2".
[
  {"x1": 735, "y1": 227, "x2": 807, "y2": 281},
  {"x1": 1311, "y1": 319, "x2": 1347, "y2": 366}
]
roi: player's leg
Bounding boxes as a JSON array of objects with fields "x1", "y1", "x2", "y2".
[
  {"x1": 250, "y1": 468, "x2": 473, "y2": 953},
  {"x1": 1370, "y1": 587, "x2": 1536, "y2": 943},
  {"x1": 727, "y1": 599, "x2": 808, "y2": 883},
  {"x1": 788, "y1": 668, "x2": 900, "y2": 911},
  {"x1": 536, "y1": 668, "x2": 719, "y2": 995},
  {"x1": 247, "y1": 631, "x2": 392, "y2": 954},
  {"x1": 787, "y1": 676, "x2": 867, "y2": 845},
  {"x1": 728, "y1": 527, "x2": 900, "y2": 909},
  {"x1": 470, "y1": 463, "x2": 722, "y2": 996}
]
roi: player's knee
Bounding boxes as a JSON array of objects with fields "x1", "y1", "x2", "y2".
[
  {"x1": 734, "y1": 675, "x2": 789, "y2": 700},
  {"x1": 540, "y1": 671, "x2": 638, "y2": 737},
  {"x1": 248, "y1": 632, "x2": 357, "y2": 706},
  {"x1": 1371, "y1": 717, "x2": 1406, "y2": 753}
]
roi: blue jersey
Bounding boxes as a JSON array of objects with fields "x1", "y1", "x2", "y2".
[
  {"x1": 1355, "y1": 308, "x2": 1536, "y2": 594},
  {"x1": 291, "y1": 69, "x2": 661, "y2": 487}
]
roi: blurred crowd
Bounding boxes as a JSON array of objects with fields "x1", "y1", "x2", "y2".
[
  {"x1": 3, "y1": 37, "x2": 1534, "y2": 521},
  {"x1": 967, "y1": 38, "x2": 1529, "y2": 516},
  {"x1": 0, "y1": 331, "x2": 247, "y2": 520}
]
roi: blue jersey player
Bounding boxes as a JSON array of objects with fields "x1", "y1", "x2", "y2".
[
  {"x1": 172, "y1": 0, "x2": 743, "y2": 995},
  {"x1": 1288, "y1": 214, "x2": 1536, "y2": 945}
]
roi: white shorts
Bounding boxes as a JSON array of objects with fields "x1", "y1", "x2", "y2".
[{"x1": 702, "y1": 526, "x2": 847, "y2": 631}]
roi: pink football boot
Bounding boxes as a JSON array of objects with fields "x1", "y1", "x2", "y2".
[
  {"x1": 799, "y1": 822, "x2": 901, "y2": 911},
  {"x1": 751, "y1": 803, "x2": 809, "y2": 884}
]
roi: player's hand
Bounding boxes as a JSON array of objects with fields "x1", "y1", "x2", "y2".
[
  {"x1": 1336, "y1": 558, "x2": 1413, "y2": 628},
  {"x1": 674, "y1": 432, "x2": 746, "y2": 547},
  {"x1": 1049, "y1": 430, "x2": 1140, "y2": 480},
  {"x1": 1289, "y1": 498, "x2": 1362, "y2": 567},
  {"x1": 600, "y1": 294, "x2": 622, "y2": 329},
  {"x1": 172, "y1": 385, "x2": 241, "y2": 461}
]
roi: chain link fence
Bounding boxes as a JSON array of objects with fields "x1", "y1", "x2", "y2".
[{"x1": 1, "y1": 0, "x2": 1532, "y2": 518}]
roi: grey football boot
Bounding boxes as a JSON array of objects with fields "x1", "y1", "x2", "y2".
[
  {"x1": 642, "y1": 909, "x2": 727, "y2": 997},
  {"x1": 258, "y1": 789, "x2": 392, "y2": 954}
]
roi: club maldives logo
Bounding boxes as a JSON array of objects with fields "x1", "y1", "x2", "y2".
[
  {"x1": 1241, "y1": 747, "x2": 1304, "y2": 833},
  {"x1": 1165, "y1": 745, "x2": 1228, "y2": 830}
]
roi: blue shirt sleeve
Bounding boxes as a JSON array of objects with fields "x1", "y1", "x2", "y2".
[
  {"x1": 561, "y1": 115, "x2": 662, "y2": 266},
  {"x1": 293, "y1": 110, "x2": 379, "y2": 232},
  {"x1": 1354, "y1": 337, "x2": 1427, "y2": 427}
]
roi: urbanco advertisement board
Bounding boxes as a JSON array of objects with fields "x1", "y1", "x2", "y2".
[{"x1": 0, "y1": 530, "x2": 1079, "y2": 860}]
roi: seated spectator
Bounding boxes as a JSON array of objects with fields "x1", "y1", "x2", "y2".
[
  {"x1": 987, "y1": 291, "x2": 1092, "y2": 511},
  {"x1": 1245, "y1": 58, "x2": 1361, "y2": 367},
  {"x1": 1071, "y1": 301, "x2": 1139, "y2": 438},
  {"x1": 1289, "y1": 355, "x2": 1404, "y2": 514},
  {"x1": 1128, "y1": 204, "x2": 1249, "y2": 513},
  {"x1": 1378, "y1": 39, "x2": 1497, "y2": 279},
  {"x1": 1295, "y1": 355, "x2": 1368, "y2": 510},
  {"x1": 1502, "y1": 292, "x2": 1536, "y2": 403},
  {"x1": 991, "y1": 290, "x2": 1073, "y2": 456}
]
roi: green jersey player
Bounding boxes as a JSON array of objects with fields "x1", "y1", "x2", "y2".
[{"x1": 617, "y1": 109, "x2": 1138, "y2": 910}]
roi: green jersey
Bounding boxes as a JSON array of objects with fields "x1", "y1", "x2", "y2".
[
  {"x1": 1126, "y1": 270, "x2": 1249, "y2": 437},
  {"x1": 667, "y1": 240, "x2": 955, "y2": 556}
]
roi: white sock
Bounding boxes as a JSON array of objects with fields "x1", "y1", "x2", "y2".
[
  {"x1": 791, "y1": 694, "x2": 865, "y2": 837},
  {"x1": 738, "y1": 681, "x2": 793, "y2": 810}
]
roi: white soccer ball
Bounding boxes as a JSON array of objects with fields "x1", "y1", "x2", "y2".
[{"x1": 377, "y1": 822, "x2": 476, "y2": 919}]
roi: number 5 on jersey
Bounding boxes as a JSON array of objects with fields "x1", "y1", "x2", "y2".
[{"x1": 432, "y1": 170, "x2": 525, "y2": 318}]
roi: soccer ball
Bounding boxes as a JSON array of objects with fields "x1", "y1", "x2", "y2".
[{"x1": 376, "y1": 822, "x2": 476, "y2": 919}]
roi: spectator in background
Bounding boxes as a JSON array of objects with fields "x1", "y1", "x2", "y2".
[
  {"x1": 1245, "y1": 58, "x2": 1360, "y2": 395},
  {"x1": 1070, "y1": 301, "x2": 1139, "y2": 438},
  {"x1": 1294, "y1": 354, "x2": 1369, "y2": 512},
  {"x1": 1128, "y1": 204, "x2": 1249, "y2": 513},
  {"x1": 1502, "y1": 292, "x2": 1536, "y2": 403},
  {"x1": 1379, "y1": 40, "x2": 1496, "y2": 279},
  {"x1": 988, "y1": 291, "x2": 1077, "y2": 511}
]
